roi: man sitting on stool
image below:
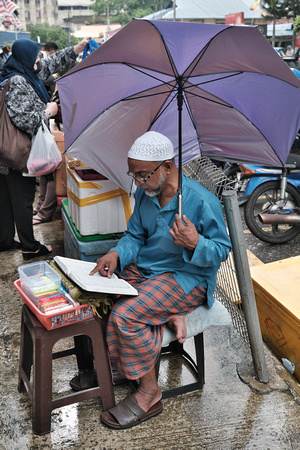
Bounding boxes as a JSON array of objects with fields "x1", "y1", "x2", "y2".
[{"x1": 75, "y1": 131, "x2": 231, "y2": 429}]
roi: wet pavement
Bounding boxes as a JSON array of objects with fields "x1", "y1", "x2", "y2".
[{"x1": 0, "y1": 205, "x2": 299, "y2": 449}]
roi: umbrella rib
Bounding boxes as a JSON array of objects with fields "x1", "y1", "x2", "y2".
[
  {"x1": 150, "y1": 91, "x2": 178, "y2": 126},
  {"x1": 148, "y1": 20, "x2": 178, "y2": 76},
  {"x1": 185, "y1": 89, "x2": 233, "y2": 108},
  {"x1": 183, "y1": 27, "x2": 233, "y2": 79},
  {"x1": 180, "y1": 71, "x2": 243, "y2": 93},
  {"x1": 182, "y1": 84, "x2": 281, "y2": 165},
  {"x1": 124, "y1": 63, "x2": 177, "y2": 89},
  {"x1": 187, "y1": 71, "x2": 243, "y2": 87},
  {"x1": 184, "y1": 41, "x2": 210, "y2": 80},
  {"x1": 126, "y1": 86, "x2": 178, "y2": 129},
  {"x1": 182, "y1": 73, "x2": 242, "y2": 108},
  {"x1": 126, "y1": 88, "x2": 175, "y2": 101}
]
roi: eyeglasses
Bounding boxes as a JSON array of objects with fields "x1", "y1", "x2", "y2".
[{"x1": 127, "y1": 160, "x2": 166, "y2": 184}]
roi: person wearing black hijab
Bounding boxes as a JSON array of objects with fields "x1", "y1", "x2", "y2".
[{"x1": 0, "y1": 37, "x2": 89, "y2": 258}]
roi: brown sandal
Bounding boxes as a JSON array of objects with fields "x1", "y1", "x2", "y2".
[{"x1": 100, "y1": 394, "x2": 163, "y2": 429}]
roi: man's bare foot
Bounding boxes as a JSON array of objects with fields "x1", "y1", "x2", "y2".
[{"x1": 167, "y1": 315, "x2": 187, "y2": 344}]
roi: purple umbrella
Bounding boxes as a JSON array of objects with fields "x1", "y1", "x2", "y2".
[{"x1": 57, "y1": 19, "x2": 300, "y2": 213}]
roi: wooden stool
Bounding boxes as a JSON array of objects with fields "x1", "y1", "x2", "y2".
[{"x1": 18, "y1": 304, "x2": 115, "y2": 435}]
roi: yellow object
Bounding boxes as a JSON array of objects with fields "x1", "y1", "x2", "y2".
[
  {"x1": 250, "y1": 0, "x2": 260, "y2": 10},
  {"x1": 67, "y1": 187, "x2": 132, "y2": 224},
  {"x1": 251, "y1": 256, "x2": 300, "y2": 381}
]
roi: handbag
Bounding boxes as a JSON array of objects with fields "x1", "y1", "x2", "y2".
[
  {"x1": 0, "y1": 80, "x2": 32, "y2": 172},
  {"x1": 23, "y1": 120, "x2": 62, "y2": 177}
]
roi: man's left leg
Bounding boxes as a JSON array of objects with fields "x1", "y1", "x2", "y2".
[
  {"x1": 100, "y1": 364, "x2": 162, "y2": 429},
  {"x1": 101, "y1": 265, "x2": 206, "y2": 429}
]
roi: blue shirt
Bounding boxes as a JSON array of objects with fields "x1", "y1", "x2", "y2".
[{"x1": 112, "y1": 175, "x2": 231, "y2": 307}]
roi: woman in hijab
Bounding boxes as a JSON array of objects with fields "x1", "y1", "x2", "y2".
[{"x1": 0, "y1": 37, "x2": 89, "y2": 259}]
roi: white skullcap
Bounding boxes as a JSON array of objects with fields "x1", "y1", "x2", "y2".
[{"x1": 128, "y1": 131, "x2": 174, "y2": 161}]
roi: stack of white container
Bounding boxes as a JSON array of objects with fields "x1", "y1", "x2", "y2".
[{"x1": 61, "y1": 161, "x2": 135, "y2": 262}]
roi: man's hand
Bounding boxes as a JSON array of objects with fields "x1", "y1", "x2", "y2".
[
  {"x1": 169, "y1": 214, "x2": 199, "y2": 250},
  {"x1": 89, "y1": 251, "x2": 119, "y2": 278}
]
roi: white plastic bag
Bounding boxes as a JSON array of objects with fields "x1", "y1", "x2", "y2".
[{"x1": 23, "y1": 120, "x2": 62, "y2": 177}]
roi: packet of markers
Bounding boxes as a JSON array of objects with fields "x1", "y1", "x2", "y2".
[{"x1": 33, "y1": 282, "x2": 75, "y2": 315}]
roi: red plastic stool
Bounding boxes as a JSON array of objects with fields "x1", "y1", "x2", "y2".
[{"x1": 18, "y1": 304, "x2": 115, "y2": 435}]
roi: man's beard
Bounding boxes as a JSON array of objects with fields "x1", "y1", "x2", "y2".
[{"x1": 144, "y1": 170, "x2": 165, "y2": 198}]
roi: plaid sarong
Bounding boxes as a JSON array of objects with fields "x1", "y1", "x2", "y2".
[{"x1": 106, "y1": 263, "x2": 207, "y2": 380}]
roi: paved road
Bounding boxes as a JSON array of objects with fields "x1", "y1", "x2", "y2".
[{"x1": 239, "y1": 205, "x2": 300, "y2": 264}]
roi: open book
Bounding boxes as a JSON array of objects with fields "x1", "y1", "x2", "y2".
[{"x1": 54, "y1": 256, "x2": 138, "y2": 296}]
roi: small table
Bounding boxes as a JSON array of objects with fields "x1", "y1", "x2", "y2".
[{"x1": 251, "y1": 255, "x2": 300, "y2": 381}]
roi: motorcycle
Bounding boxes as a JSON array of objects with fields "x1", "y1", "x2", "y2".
[{"x1": 237, "y1": 152, "x2": 300, "y2": 244}]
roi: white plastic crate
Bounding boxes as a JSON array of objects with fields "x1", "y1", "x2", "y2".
[{"x1": 67, "y1": 163, "x2": 135, "y2": 236}]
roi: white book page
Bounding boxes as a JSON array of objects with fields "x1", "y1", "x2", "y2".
[{"x1": 54, "y1": 256, "x2": 138, "y2": 296}]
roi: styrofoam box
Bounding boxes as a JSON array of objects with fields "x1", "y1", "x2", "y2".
[
  {"x1": 62, "y1": 207, "x2": 121, "y2": 262},
  {"x1": 67, "y1": 163, "x2": 135, "y2": 236}
]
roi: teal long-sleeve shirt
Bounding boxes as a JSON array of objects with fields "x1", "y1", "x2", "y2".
[{"x1": 112, "y1": 175, "x2": 231, "y2": 307}]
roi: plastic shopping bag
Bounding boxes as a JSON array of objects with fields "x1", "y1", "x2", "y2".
[{"x1": 23, "y1": 121, "x2": 62, "y2": 177}]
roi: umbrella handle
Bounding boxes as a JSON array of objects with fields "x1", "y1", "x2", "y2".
[{"x1": 178, "y1": 193, "x2": 183, "y2": 219}]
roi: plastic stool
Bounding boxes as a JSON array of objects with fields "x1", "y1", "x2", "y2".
[
  {"x1": 157, "y1": 300, "x2": 232, "y2": 398},
  {"x1": 157, "y1": 333, "x2": 205, "y2": 399},
  {"x1": 18, "y1": 304, "x2": 115, "y2": 435}
]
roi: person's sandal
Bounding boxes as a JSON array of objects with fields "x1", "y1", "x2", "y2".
[
  {"x1": 100, "y1": 394, "x2": 163, "y2": 429},
  {"x1": 70, "y1": 370, "x2": 98, "y2": 391},
  {"x1": 33, "y1": 216, "x2": 51, "y2": 225},
  {"x1": 22, "y1": 244, "x2": 52, "y2": 260},
  {"x1": 70, "y1": 368, "x2": 128, "y2": 391}
]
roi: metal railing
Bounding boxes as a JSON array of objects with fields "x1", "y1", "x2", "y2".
[{"x1": 183, "y1": 156, "x2": 237, "y2": 199}]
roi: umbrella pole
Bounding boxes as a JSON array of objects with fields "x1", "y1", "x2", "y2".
[{"x1": 177, "y1": 78, "x2": 183, "y2": 218}]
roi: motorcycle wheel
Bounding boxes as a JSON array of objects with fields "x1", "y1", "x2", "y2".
[{"x1": 244, "y1": 181, "x2": 300, "y2": 244}]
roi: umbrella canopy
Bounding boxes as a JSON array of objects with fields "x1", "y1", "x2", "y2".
[{"x1": 57, "y1": 19, "x2": 300, "y2": 195}]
